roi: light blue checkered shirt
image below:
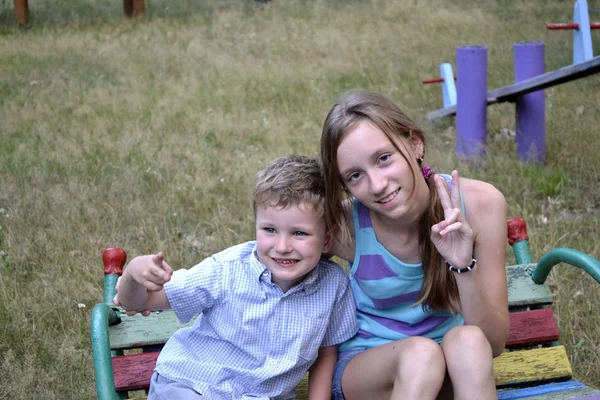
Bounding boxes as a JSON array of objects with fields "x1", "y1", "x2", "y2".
[{"x1": 157, "y1": 241, "x2": 358, "y2": 400}]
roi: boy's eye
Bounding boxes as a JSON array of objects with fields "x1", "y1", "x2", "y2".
[
  {"x1": 263, "y1": 227, "x2": 276, "y2": 234},
  {"x1": 293, "y1": 231, "x2": 307, "y2": 237}
]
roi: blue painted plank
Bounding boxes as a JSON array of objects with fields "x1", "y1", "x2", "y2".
[
  {"x1": 496, "y1": 380, "x2": 600, "y2": 399},
  {"x1": 498, "y1": 381, "x2": 584, "y2": 399}
]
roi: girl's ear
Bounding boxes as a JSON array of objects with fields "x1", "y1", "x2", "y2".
[{"x1": 410, "y1": 132, "x2": 425, "y2": 158}]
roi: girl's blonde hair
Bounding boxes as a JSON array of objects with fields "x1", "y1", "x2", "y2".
[{"x1": 320, "y1": 90, "x2": 460, "y2": 312}]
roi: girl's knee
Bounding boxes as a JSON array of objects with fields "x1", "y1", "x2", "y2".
[
  {"x1": 443, "y1": 325, "x2": 489, "y2": 346},
  {"x1": 396, "y1": 337, "x2": 445, "y2": 372},
  {"x1": 442, "y1": 326, "x2": 493, "y2": 367}
]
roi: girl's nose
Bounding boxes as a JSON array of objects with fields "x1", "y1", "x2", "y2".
[{"x1": 368, "y1": 171, "x2": 387, "y2": 195}]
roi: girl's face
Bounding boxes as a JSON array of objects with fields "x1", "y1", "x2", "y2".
[{"x1": 336, "y1": 119, "x2": 428, "y2": 222}]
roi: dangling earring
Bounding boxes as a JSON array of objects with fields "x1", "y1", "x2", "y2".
[{"x1": 418, "y1": 157, "x2": 435, "y2": 180}]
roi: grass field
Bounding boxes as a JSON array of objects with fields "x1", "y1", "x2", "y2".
[{"x1": 1, "y1": 0, "x2": 599, "y2": 398}]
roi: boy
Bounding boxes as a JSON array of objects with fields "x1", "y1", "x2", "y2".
[{"x1": 114, "y1": 155, "x2": 358, "y2": 400}]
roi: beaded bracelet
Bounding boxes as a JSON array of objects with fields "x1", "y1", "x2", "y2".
[{"x1": 445, "y1": 258, "x2": 477, "y2": 273}]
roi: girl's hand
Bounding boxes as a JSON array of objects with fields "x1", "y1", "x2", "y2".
[{"x1": 430, "y1": 170, "x2": 474, "y2": 269}]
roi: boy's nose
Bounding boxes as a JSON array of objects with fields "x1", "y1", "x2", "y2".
[{"x1": 275, "y1": 236, "x2": 292, "y2": 253}]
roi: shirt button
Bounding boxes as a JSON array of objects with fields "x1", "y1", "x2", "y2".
[{"x1": 262, "y1": 271, "x2": 269, "y2": 276}]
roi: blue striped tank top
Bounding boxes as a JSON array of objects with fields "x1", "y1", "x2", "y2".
[{"x1": 339, "y1": 174, "x2": 465, "y2": 352}]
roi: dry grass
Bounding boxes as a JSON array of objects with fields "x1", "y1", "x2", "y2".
[{"x1": 1, "y1": 0, "x2": 599, "y2": 397}]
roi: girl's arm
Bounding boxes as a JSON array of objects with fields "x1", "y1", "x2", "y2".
[
  {"x1": 308, "y1": 345, "x2": 338, "y2": 400},
  {"x1": 456, "y1": 177, "x2": 509, "y2": 357}
]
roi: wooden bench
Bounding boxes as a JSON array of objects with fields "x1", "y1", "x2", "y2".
[
  {"x1": 91, "y1": 218, "x2": 600, "y2": 399},
  {"x1": 13, "y1": 0, "x2": 144, "y2": 25}
]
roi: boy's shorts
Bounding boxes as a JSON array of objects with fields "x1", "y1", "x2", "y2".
[
  {"x1": 148, "y1": 371, "x2": 203, "y2": 399},
  {"x1": 332, "y1": 350, "x2": 365, "y2": 400}
]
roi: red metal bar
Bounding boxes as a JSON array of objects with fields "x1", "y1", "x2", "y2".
[
  {"x1": 547, "y1": 22, "x2": 600, "y2": 30},
  {"x1": 422, "y1": 76, "x2": 457, "y2": 85},
  {"x1": 547, "y1": 22, "x2": 580, "y2": 30}
]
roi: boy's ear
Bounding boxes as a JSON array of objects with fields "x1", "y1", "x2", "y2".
[{"x1": 323, "y1": 228, "x2": 335, "y2": 253}]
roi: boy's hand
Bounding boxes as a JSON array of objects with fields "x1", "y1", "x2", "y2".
[
  {"x1": 130, "y1": 252, "x2": 174, "y2": 291},
  {"x1": 113, "y1": 252, "x2": 173, "y2": 316}
]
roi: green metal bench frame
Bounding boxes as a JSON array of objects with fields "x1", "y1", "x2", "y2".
[{"x1": 91, "y1": 218, "x2": 600, "y2": 399}]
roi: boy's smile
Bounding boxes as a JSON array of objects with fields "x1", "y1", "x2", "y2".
[{"x1": 255, "y1": 202, "x2": 332, "y2": 292}]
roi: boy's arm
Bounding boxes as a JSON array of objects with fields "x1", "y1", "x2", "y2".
[
  {"x1": 308, "y1": 345, "x2": 337, "y2": 400},
  {"x1": 114, "y1": 252, "x2": 173, "y2": 315}
]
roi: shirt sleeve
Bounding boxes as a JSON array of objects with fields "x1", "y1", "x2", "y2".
[
  {"x1": 163, "y1": 255, "x2": 224, "y2": 324},
  {"x1": 321, "y1": 272, "x2": 358, "y2": 347}
]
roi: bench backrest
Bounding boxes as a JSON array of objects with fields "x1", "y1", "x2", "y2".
[{"x1": 91, "y1": 218, "x2": 586, "y2": 398}]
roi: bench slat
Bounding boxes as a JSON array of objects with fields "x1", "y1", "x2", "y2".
[
  {"x1": 506, "y1": 308, "x2": 559, "y2": 347},
  {"x1": 498, "y1": 380, "x2": 600, "y2": 399},
  {"x1": 506, "y1": 264, "x2": 553, "y2": 308},
  {"x1": 113, "y1": 352, "x2": 159, "y2": 392},
  {"x1": 494, "y1": 346, "x2": 572, "y2": 387},
  {"x1": 109, "y1": 310, "x2": 194, "y2": 350}
]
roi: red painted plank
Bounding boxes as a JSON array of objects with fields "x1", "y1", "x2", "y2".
[
  {"x1": 507, "y1": 308, "x2": 559, "y2": 346},
  {"x1": 112, "y1": 351, "x2": 158, "y2": 392}
]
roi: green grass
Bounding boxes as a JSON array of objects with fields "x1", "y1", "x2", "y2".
[{"x1": 1, "y1": 0, "x2": 599, "y2": 397}]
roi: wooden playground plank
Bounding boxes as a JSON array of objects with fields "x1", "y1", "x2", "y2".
[
  {"x1": 498, "y1": 380, "x2": 600, "y2": 399},
  {"x1": 426, "y1": 55, "x2": 600, "y2": 120},
  {"x1": 113, "y1": 352, "x2": 158, "y2": 392},
  {"x1": 506, "y1": 308, "x2": 559, "y2": 347},
  {"x1": 109, "y1": 310, "x2": 194, "y2": 349},
  {"x1": 506, "y1": 264, "x2": 553, "y2": 308},
  {"x1": 494, "y1": 346, "x2": 572, "y2": 387}
]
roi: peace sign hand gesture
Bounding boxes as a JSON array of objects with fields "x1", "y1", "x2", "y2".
[{"x1": 430, "y1": 170, "x2": 474, "y2": 269}]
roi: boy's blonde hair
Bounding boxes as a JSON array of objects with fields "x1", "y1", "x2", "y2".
[{"x1": 253, "y1": 155, "x2": 328, "y2": 228}]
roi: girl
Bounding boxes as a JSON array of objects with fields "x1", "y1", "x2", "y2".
[{"x1": 320, "y1": 90, "x2": 509, "y2": 400}]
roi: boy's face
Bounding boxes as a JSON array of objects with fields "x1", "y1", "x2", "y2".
[{"x1": 255, "y1": 202, "x2": 333, "y2": 292}]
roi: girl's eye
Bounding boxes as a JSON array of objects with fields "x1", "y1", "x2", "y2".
[
  {"x1": 348, "y1": 172, "x2": 361, "y2": 182},
  {"x1": 293, "y1": 231, "x2": 307, "y2": 237},
  {"x1": 378, "y1": 154, "x2": 390, "y2": 164}
]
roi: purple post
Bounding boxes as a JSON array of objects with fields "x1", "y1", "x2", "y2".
[
  {"x1": 456, "y1": 46, "x2": 488, "y2": 160},
  {"x1": 514, "y1": 42, "x2": 546, "y2": 163}
]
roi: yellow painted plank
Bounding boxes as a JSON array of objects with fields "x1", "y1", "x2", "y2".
[{"x1": 494, "y1": 346, "x2": 572, "y2": 387}]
